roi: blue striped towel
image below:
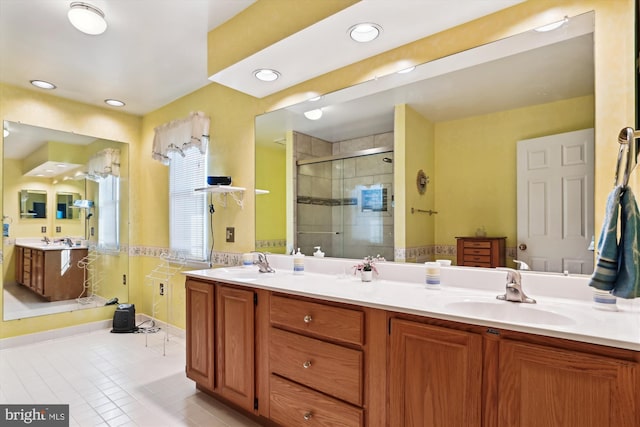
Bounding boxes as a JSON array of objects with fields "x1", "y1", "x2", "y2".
[
  {"x1": 588, "y1": 186, "x2": 622, "y2": 292},
  {"x1": 613, "y1": 187, "x2": 640, "y2": 298},
  {"x1": 588, "y1": 185, "x2": 640, "y2": 298}
]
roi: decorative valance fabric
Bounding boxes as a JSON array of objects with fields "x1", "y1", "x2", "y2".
[
  {"x1": 88, "y1": 148, "x2": 120, "y2": 179},
  {"x1": 152, "y1": 111, "x2": 210, "y2": 165}
]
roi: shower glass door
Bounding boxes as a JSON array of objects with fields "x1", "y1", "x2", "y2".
[{"x1": 296, "y1": 151, "x2": 394, "y2": 260}]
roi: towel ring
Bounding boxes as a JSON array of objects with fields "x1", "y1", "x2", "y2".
[{"x1": 615, "y1": 126, "x2": 640, "y2": 188}]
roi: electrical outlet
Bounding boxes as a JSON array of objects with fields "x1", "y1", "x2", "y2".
[
  {"x1": 159, "y1": 283, "x2": 165, "y2": 296},
  {"x1": 55, "y1": 226, "x2": 61, "y2": 233},
  {"x1": 122, "y1": 274, "x2": 127, "y2": 285},
  {"x1": 90, "y1": 227, "x2": 95, "y2": 236},
  {"x1": 226, "y1": 227, "x2": 235, "y2": 242},
  {"x1": 41, "y1": 226, "x2": 46, "y2": 233}
]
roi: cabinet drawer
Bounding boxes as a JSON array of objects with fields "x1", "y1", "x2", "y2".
[
  {"x1": 270, "y1": 328, "x2": 363, "y2": 406},
  {"x1": 464, "y1": 248, "x2": 490, "y2": 256},
  {"x1": 463, "y1": 255, "x2": 491, "y2": 264},
  {"x1": 463, "y1": 240, "x2": 491, "y2": 249},
  {"x1": 270, "y1": 295, "x2": 364, "y2": 345},
  {"x1": 270, "y1": 375, "x2": 363, "y2": 427}
]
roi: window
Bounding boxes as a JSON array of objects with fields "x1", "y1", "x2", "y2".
[
  {"x1": 98, "y1": 175, "x2": 119, "y2": 251},
  {"x1": 169, "y1": 146, "x2": 208, "y2": 262}
]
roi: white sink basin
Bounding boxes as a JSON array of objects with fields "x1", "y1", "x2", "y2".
[{"x1": 445, "y1": 300, "x2": 575, "y2": 326}]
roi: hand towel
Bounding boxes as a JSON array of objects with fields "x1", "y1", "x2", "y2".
[
  {"x1": 613, "y1": 187, "x2": 640, "y2": 298},
  {"x1": 588, "y1": 186, "x2": 623, "y2": 292}
]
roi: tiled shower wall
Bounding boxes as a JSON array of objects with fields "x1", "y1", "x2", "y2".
[{"x1": 295, "y1": 131, "x2": 394, "y2": 260}]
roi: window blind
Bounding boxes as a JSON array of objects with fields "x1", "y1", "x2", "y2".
[{"x1": 169, "y1": 146, "x2": 207, "y2": 262}]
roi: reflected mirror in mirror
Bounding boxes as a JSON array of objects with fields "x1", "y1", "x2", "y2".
[
  {"x1": 19, "y1": 189, "x2": 47, "y2": 218},
  {"x1": 56, "y1": 192, "x2": 82, "y2": 219},
  {"x1": 2, "y1": 121, "x2": 129, "y2": 320},
  {"x1": 255, "y1": 12, "x2": 595, "y2": 274}
]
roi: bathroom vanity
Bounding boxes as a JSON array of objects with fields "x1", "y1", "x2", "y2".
[
  {"x1": 183, "y1": 258, "x2": 639, "y2": 427},
  {"x1": 15, "y1": 244, "x2": 87, "y2": 302}
]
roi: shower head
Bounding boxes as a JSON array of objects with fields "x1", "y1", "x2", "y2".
[{"x1": 382, "y1": 157, "x2": 393, "y2": 163}]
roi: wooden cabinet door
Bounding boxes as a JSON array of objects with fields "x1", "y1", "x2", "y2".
[
  {"x1": 185, "y1": 279, "x2": 215, "y2": 390},
  {"x1": 32, "y1": 250, "x2": 44, "y2": 295},
  {"x1": 216, "y1": 284, "x2": 255, "y2": 411},
  {"x1": 498, "y1": 340, "x2": 638, "y2": 427},
  {"x1": 389, "y1": 319, "x2": 483, "y2": 427},
  {"x1": 15, "y1": 246, "x2": 24, "y2": 284}
]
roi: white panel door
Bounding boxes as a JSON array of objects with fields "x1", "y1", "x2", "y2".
[{"x1": 516, "y1": 128, "x2": 594, "y2": 273}]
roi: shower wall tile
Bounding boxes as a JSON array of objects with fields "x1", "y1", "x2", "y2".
[
  {"x1": 298, "y1": 174, "x2": 312, "y2": 196},
  {"x1": 312, "y1": 176, "x2": 332, "y2": 198},
  {"x1": 311, "y1": 137, "x2": 332, "y2": 157},
  {"x1": 374, "y1": 132, "x2": 394, "y2": 148},
  {"x1": 295, "y1": 132, "x2": 312, "y2": 155}
]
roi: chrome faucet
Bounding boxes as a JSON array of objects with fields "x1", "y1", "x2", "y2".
[
  {"x1": 41, "y1": 236, "x2": 50, "y2": 244},
  {"x1": 496, "y1": 267, "x2": 536, "y2": 304},
  {"x1": 252, "y1": 251, "x2": 275, "y2": 273}
]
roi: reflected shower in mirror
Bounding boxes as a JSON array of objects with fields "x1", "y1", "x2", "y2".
[
  {"x1": 2, "y1": 121, "x2": 129, "y2": 320},
  {"x1": 256, "y1": 12, "x2": 595, "y2": 273}
]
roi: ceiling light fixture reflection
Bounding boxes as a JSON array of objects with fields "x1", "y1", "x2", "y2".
[
  {"x1": 105, "y1": 99, "x2": 125, "y2": 107},
  {"x1": 254, "y1": 69, "x2": 280, "y2": 82},
  {"x1": 3, "y1": 128, "x2": 9, "y2": 138},
  {"x1": 534, "y1": 16, "x2": 568, "y2": 32},
  {"x1": 397, "y1": 66, "x2": 416, "y2": 74},
  {"x1": 349, "y1": 23, "x2": 382, "y2": 42},
  {"x1": 308, "y1": 96, "x2": 322, "y2": 102},
  {"x1": 30, "y1": 80, "x2": 56, "y2": 90},
  {"x1": 68, "y1": 2, "x2": 108, "y2": 35},
  {"x1": 304, "y1": 109, "x2": 323, "y2": 120}
]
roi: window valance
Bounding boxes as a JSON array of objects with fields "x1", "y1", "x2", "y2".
[
  {"x1": 87, "y1": 148, "x2": 120, "y2": 179},
  {"x1": 152, "y1": 111, "x2": 210, "y2": 165}
]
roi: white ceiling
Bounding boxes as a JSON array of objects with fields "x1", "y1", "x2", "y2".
[{"x1": 0, "y1": 0, "x2": 524, "y2": 117}]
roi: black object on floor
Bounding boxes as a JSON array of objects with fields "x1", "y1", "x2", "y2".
[{"x1": 111, "y1": 304, "x2": 138, "y2": 333}]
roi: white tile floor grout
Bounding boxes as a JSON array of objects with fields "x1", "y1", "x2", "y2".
[{"x1": 0, "y1": 328, "x2": 262, "y2": 426}]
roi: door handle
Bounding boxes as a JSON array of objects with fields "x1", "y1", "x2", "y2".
[{"x1": 518, "y1": 243, "x2": 527, "y2": 251}]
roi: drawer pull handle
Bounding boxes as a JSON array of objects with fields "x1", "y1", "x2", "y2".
[
  {"x1": 303, "y1": 412, "x2": 313, "y2": 421},
  {"x1": 302, "y1": 360, "x2": 312, "y2": 369},
  {"x1": 303, "y1": 315, "x2": 313, "y2": 323}
]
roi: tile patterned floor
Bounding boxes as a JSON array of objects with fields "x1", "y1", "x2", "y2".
[{"x1": 0, "y1": 328, "x2": 262, "y2": 426}]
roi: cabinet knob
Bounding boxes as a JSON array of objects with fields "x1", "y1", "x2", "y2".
[
  {"x1": 303, "y1": 315, "x2": 313, "y2": 323},
  {"x1": 302, "y1": 360, "x2": 312, "y2": 369},
  {"x1": 303, "y1": 412, "x2": 313, "y2": 421}
]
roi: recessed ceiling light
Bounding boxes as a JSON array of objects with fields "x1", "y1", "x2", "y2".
[
  {"x1": 308, "y1": 96, "x2": 322, "y2": 102},
  {"x1": 534, "y1": 16, "x2": 568, "y2": 32},
  {"x1": 254, "y1": 69, "x2": 280, "y2": 82},
  {"x1": 304, "y1": 109, "x2": 323, "y2": 120},
  {"x1": 68, "y1": 2, "x2": 108, "y2": 35},
  {"x1": 349, "y1": 23, "x2": 382, "y2": 43},
  {"x1": 30, "y1": 80, "x2": 56, "y2": 90},
  {"x1": 105, "y1": 99, "x2": 125, "y2": 107},
  {"x1": 397, "y1": 66, "x2": 416, "y2": 74}
]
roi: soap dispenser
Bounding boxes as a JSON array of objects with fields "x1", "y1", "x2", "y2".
[
  {"x1": 293, "y1": 248, "x2": 305, "y2": 275},
  {"x1": 313, "y1": 246, "x2": 325, "y2": 257}
]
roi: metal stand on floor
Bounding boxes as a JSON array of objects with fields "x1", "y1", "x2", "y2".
[
  {"x1": 77, "y1": 245, "x2": 103, "y2": 305},
  {"x1": 144, "y1": 252, "x2": 186, "y2": 355}
]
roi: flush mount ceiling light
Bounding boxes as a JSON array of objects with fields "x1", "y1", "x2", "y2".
[
  {"x1": 303, "y1": 109, "x2": 323, "y2": 120},
  {"x1": 254, "y1": 69, "x2": 280, "y2": 82},
  {"x1": 3, "y1": 128, "x2": 9, "y2": 138},
  {"x1": 30, "y1": 79, "x2": 56, "y2": 90},
  {"x1": 534, "y1": 16, "x2": 568, "y2": 32},
  {"x1": 349, "y1": 23, "x2": 382, "y2": 43},
  {"x1": 68, "y1": 2, "x2": 107, "y2": 35},
  {"x1": 105, "y1": 99, "x2": 125, "y2": 107}
]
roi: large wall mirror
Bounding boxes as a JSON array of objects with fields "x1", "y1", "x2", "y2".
[
  {"x1": 256, "y1": 12, "x2": 596, "y2": 273},
  {"x1": 2, "y1": 121, "x2": 129, "y2": 320}
]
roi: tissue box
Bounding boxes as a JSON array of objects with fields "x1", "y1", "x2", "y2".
[{"x1": 207, "y1": 176, "x2": 232, "y2": 185}]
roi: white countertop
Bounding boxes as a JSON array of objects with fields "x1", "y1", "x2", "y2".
[
  {"x1": 15, "y1": 237, "x2": 87, "y2": 251},
  {"x1": 184, "y1": 255, "x2": 640, "y2": 351}
]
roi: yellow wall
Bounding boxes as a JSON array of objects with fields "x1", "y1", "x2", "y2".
[
  {"x1": 394, "y1": 104, "x2": 435, "y2": 260},
  {"x1": 0, "y1": 0, "x2": 634, "y2": 338},
  {"x1": 255, "y1": 142, "x2": 287, "y2": 253},
  {"x1": 435, "y1": 95, "x2": 595, "y2": 261}
]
